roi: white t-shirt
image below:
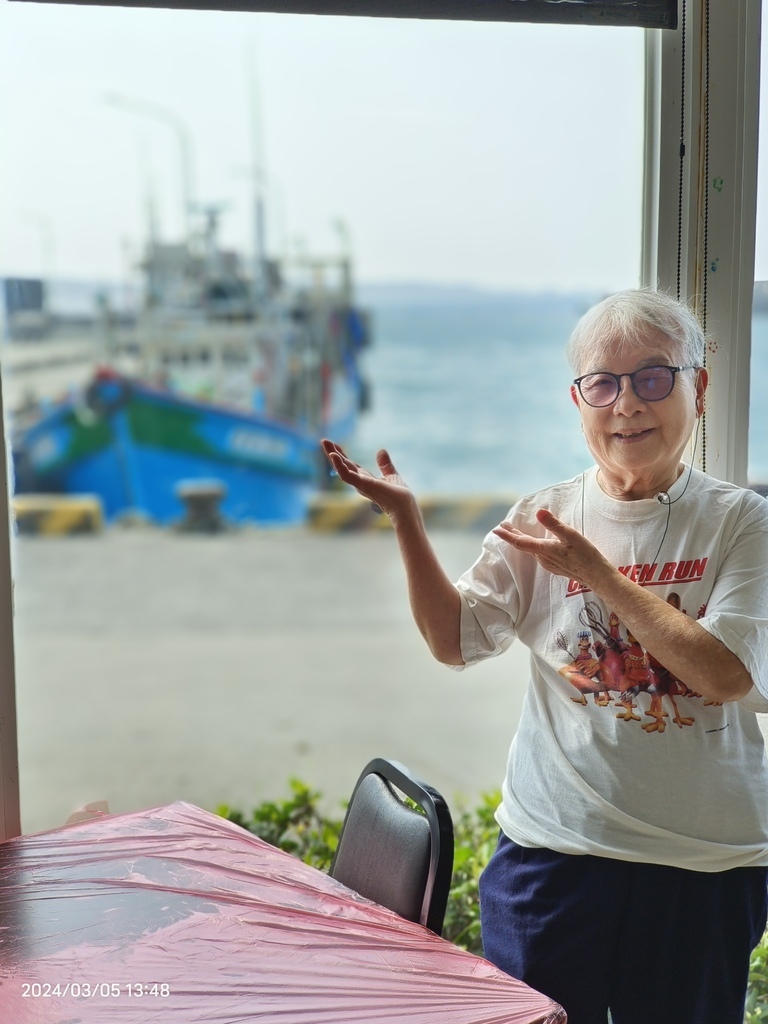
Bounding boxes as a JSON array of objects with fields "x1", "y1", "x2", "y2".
[{"x1": 456, "y1": 466, "x2": 768, "y2": 871}]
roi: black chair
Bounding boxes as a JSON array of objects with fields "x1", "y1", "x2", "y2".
[{"x1": 329, "y1": 757, "x2": 454, "y2": 935}]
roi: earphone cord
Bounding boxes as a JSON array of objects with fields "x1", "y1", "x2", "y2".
[
  {"x1": 649, "y1": 498, "x2": 673, "y2": 568},
  {"x1": 649, "y1": 420, "x2": 699, "y2": 564},
  {"x1": 580, "y1": 415, "x2": 701, "y2": 566}
]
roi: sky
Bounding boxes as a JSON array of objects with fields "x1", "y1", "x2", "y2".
[{"x1": 0, "y1": 2, "x2": 765, "y2": 294}]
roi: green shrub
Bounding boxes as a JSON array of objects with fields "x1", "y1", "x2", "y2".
[
  {"x1": 746, "y1": 928, "x2": 768, "y2": 1023},
  {"x1": 216, "y1": 781, "x2": 768, "y2": 1020},
  {"x1": 441, "y1": 790, "x2": 499, "y2": 953},
  {"x1": 218, "y1": 779, "x2": 342, "y2": 870}
]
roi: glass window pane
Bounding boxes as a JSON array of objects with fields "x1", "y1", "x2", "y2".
[{"x1": 0, "y1": 7, "x2": 644, "y2": 832}]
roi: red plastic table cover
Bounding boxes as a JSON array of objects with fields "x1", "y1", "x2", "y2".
[{"x1": 0, "y1": 801, "x2": 566, "y2": 1024}]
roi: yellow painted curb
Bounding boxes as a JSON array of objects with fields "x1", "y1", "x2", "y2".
[
  {"x1": 307, "y1": 495, "x2": 391, "y2": 532},
  {"x1": 12, "y1": 495, "x2": 104, "y2": 536},
  {"x1": 418, "y1": 495, "x2": 515, "y2": 533},
  {"x1": 308, "y1": 494, "x2": 516, "y2": 533}
]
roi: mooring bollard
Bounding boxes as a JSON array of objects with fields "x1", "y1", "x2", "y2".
[{"x1": 174, "y1": 479, "x2": 227, "y2": 533}]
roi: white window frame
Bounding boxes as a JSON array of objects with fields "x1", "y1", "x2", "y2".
[
  {"x1": 0, "y1": 0, "x2": 762, "y2": 838},
  {"x1": 644, "y1": 0, "x2": 762, "y2": 485}
]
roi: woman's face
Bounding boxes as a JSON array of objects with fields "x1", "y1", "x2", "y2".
[{"x1": 571, "y1": 328, "x2": 707, "y2": 497}]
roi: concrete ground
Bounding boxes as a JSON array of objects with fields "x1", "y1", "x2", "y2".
[{"x1": 12, "y1": 526, "x2": 529, "y2": 835}]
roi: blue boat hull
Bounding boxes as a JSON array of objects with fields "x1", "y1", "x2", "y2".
[{"x1": 13, "y1": 376, "x2": 327, "y2": 526}]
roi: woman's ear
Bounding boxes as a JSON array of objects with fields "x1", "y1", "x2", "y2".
[
  {"x1": 695, "y1": 367, "x2": 709, "y2": 417},
  {"x1": 570, "y1": 384, "x2": 580, "y2": 407}
]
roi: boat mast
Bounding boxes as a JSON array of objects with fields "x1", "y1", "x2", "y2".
[{"x1": 247, "y1": 47, "x2": 268, "y2": 308}]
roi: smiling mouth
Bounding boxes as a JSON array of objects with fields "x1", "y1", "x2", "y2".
[{"x1": 614, "y1": 428, "x2": 653, "y2": 439}]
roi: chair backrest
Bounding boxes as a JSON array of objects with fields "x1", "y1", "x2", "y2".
[{"x1": 328, "y1": 757, "x2": 454, "y2": 935}]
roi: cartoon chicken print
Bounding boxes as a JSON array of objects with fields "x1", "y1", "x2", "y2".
[{"x1": 554, "y1": 599, "x2": 718, "y2": 734}]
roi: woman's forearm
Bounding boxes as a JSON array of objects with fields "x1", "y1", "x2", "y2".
[
  {"x1": 391, "y1": 507, "x2": 464, "y2": 666},
  {"x1": 495, "y1": 510, "x2": 754, "y2": 703},
  {"x1": 318, "y1": 440, "x2": 463, "y2": 664},
  {"x1": 586, "y1": 562, "x2": 752, "y2": 702}
]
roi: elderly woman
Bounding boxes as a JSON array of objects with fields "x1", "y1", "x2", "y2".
[{"x1": 321, "y1": 289, "x2": 768, "y2": 1024}]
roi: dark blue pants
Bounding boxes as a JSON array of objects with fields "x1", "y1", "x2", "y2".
[{"x1": 479, "y1": 834, "x2": 768, "y2": 1024}]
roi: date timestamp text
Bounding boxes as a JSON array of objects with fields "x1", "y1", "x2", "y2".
[{"x1": 22, "y1": 982, "x2": 171, "y2": 999}]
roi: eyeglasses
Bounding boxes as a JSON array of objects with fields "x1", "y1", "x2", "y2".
[{"x1": 572, "y1": 365, "x2": 698, "y2": 408}]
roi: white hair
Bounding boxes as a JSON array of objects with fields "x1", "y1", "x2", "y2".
[{"x1": 566, "y1": 289, "x2": 706, "y2": 376}]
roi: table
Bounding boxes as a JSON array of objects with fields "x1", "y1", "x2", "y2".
[{"x1": 0, "y1": 801, "x2": 565, "y2": 1023}]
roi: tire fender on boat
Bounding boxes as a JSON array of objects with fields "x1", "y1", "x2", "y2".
[{"x1": 85, "y1": 376, "x2": 132, "y2": 418}]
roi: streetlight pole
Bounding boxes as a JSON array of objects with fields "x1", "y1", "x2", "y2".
[{"x1": 104, "y1": 92, "x2": 196, "y2": 243}]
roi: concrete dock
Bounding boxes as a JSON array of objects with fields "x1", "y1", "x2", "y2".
[
  {"x1": 2, "y1": 334, "x2": 526, "y2": 835},
  {"x1": 13, "y1": 526, "x2": 528, "y2": 836}
]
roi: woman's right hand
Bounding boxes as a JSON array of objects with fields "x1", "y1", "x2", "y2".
[{"x1": 320, "y1": 440, "x2": 418, "y2": 524}]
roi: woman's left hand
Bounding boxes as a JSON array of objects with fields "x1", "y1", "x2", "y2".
[{"x1": 493, "y1": 508, "x2": 611, "y2": 589}]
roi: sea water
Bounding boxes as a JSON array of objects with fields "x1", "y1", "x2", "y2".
[
  {"x1": 6, "y1": 280, "x2": 767, "y2": 496},
  {"x1": 353, "y1": 291, "x2": 768, "y2": 498}
]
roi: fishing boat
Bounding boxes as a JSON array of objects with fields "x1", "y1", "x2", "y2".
[{"x1": 10, "y1": 209, "x2": 372, "y2": 527}]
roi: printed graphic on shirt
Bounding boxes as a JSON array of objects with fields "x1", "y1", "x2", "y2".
[
  {"x1": 566, "y1": 557, "x2": 708, "y2": 598},
  {"x1": 554, "y1": 596, "x2": 719, "y2": 734}
]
